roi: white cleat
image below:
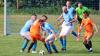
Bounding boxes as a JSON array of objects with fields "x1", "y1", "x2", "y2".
[
  {"x1": 20, "y1": 50, "x2": 24, "y2": 53},
  {"x1": 32, "y1": 51, "x2": 37, "y2": 53}
]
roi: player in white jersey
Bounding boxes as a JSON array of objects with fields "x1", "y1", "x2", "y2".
[
  {"x1": 57, "y1": 6, "x2": 76, "y2": 52},
  {"x1": 20, "y1": 14, "x2": 37, "y2": 53}
]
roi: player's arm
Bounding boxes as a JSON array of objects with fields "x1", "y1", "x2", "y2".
[
  {"x1": 56, "y1": 14, "x2": 64, "y2": 26},
  {"x1": 42, "y1": 31, "x2": 46, "y2": 38},
  {"x1": 57, "y1": 14, "x2": 63, "y2": 21},
  {"x1": 77, "y1": 20, "x2": 84, "y2": 41},
  {"x1": 92, "y1": 22, "x2": 98, "y2": 34}
]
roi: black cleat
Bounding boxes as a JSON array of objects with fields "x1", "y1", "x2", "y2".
[
  {"x1": 88, "y1": 50, "x2": 93, "y2": 53},
  {"x1": 61, "y1": 48, "x2": 66, "y2": 53},
  {"x1": 48, "y1": 51, "x2": 52, "y2": 54},
  {"x1": 54, "y1": 50, "x2": 59, "y2": 53}
]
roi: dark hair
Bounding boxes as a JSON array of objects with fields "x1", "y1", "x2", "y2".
[
  {"x1": 42, "y1": 15, "x2": 48, "y2": 20},
  {"x1": 78, "y1": 2, "x2": 82, "y2": 4},
  {"x1": 67, "y1": 0, "x2": 71, "y2": 2},
  {"x1": 83, "y1": 11, "x2": 89, "y2": 16},
  {"x1": 32, "y1": 13, "x2": 37, "y2": 16}
]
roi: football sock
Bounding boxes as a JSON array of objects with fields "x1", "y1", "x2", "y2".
[
  {"x1": 28, "y1": 42, "x2": 35, "y2": 52},
  {"x1": 51, "y1": 44, "x2": 58, "y2": 52},
  {"x1": 59, "y1": 37, "x2": 63, "y2": 47},
  {"x1": 22, "y1": 39, "x2": 29, "y2": 50},
  {"x1": 88, "y1": 40, "x2": 92, "y2": 48},
  {"x1": 44, "y1": 43, "x2": 49, "y2": 51},
  {"x1": 72, "y1": 31, "x2": 77, "y2": 37},
  {"x1": 63, "y1": 39, "x2": 66, "y2": 49},
  {"x1": 32, "y1": 41, "x2": 37, "y2": 51},
  {"x1": 83, "y1": 42, "x2": 90, "y2": 50},
  {"x1": 46, "y1": 42, "x2": 51, "y2": 52}
]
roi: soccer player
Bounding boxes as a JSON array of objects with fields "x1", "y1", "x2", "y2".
[
  {"x1": 20, "y1": 14, "x2": 37, "y2": 53},
  {"x1": 41, "y1": 15, "x2": 58, "y2": 54},
  {"x1": 57, "y1": 0, "x2": 77, "y2": 39},
  {"x1": 77, "y1": 11, "x2": 98, "y2": 53},
  {"x1": 27, "y1": 17, "x2": 48, "y2": 53},
  {"x1": 76, "y1": 2, "x2": 90, "y2": 33},
  {"x1": 57, "y1": 6, "x2": 76, "y2": 52}
]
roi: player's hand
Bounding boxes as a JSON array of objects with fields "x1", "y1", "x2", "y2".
[
  {"x1": 77, "y1": 33, "x2": 80, "y2": 41},
  {"x1": 55, "y1": 37, "x2": 57, "y2": 41},
  {"x1": 54, "y1": 34, "x2": 57, "y2": 41}
]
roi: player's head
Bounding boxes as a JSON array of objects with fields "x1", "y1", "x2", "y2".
[
  {"x1": 66, "y1": 0, "x2": 71, "y2": 7},
  {"x1": 31, "y1": 14, "x2": 37, "y2": 20},
  {"x1": 83, "y1": 11, "x2": 89, "y2": 18},
  {"x1": 40, "y1": 15, "x2": 48, "y2": 22},
  {"x1": 78, "y1": 2, "x2": 83, "y2": 8},
  {"x1": 62, "y1": 6, "x2": 67, "y2": 13}
]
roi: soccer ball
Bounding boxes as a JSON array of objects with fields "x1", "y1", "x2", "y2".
[{"x1": 39, "y1": 50, "x2": 45, "y2": 56}]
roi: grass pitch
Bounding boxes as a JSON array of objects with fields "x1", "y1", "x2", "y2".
[{"x1": 0, "y1": 15, "x2": 100, "y2": 56}]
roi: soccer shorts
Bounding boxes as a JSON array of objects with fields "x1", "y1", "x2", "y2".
[
  {"x1": 45, "y1": 34, "x2": 55, "y2": 43},
  {"x1": 84, "y1": 31, "x2": 94, "y2": 41},
  {"x1": 60, "y1": 25, "x2": 73, "y2": 37},
  {"x1": 30, "y1": 33, "x2": 45, "y2": 42},
  {"x1": 20, "y1": 32, "x2": 32, "y2": 40}
]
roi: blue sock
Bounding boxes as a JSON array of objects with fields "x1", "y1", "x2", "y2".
[
  {"x1": 22, "y1": 39, "x2": 29, "y2": 49},
  {"x1": 46, "y1": 42, "x2": 51, "y2": 52},
  {"x1": 59, "y1": 37, "x2": 63, "y2": 46},
  {"x1": 63, "y1": 39, "x2": 66, "y2": 49},
  {"x1": 32, "y1": 42, "x2": 37, "y2": 51},
  {"x1": 72, "y1": 31, "x2": 77, "y2": 37},
  {"x1": 51, "y1": 44, "x2": 58, "y2": 52}
]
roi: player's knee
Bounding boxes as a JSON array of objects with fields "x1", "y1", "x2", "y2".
[
  {"x1": 50, "y1": 42, "x2": 53, "y2": 45},
  {"x1": 83, "y1": 40, "x2": 87, "y2": 44}
]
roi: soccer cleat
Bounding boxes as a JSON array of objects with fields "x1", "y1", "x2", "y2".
[
  {"x1": 61, "y1": 48, "x2": 66, "y2": 53},
  {"x1": 20, "y1": 50, "x2": 24, "y2": 53},
  {"x1": 88, "y1": 48, "x2": 93, "y2": 53},
  {"x1": 48, "y1": 51, "x2": 52, "y2": 54},
  {"x1": 20, "y1": 48, "x2": 24, "y2": 52},
  {"x1": 54, "y1": 50, "x2": 59, "y2": 53},
  {"x1": 32, "y1": 51, "x2": 37, "y2": 53}
]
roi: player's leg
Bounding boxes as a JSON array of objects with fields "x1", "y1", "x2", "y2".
[
  {"x1": 83, "y1": 37, "x2": 90, "y2": 51},
  {"x1": 38, "y1": 36, "x2": 49, "y2": 53},
  {"x1": 32, "y1": 41, "x2": 37, "y2": 53},
  {"x1": 51, "y1": 42, "x2": 58, "y2": 53},
  {"x1": 46, "y1": 34, "x2": 58, "y2": 53},
  {"x1": 71, "y1": 25, "x2": 77, "y2": 38},
  {"x1": 27, "y1": 40, "x2": 37, "y2": 53},
  {"x1": 86, "y1": 32, "x2": 94, "y2": 53},
  {"x1": 71, "y1": 31, "x2": 77, "y2": 37},
  {"x1": 20, "y1": 38, "x2": 29, "y2": 52},
  {"x1": 59, "y1": 26, "x2": 72, "y2": 52}
]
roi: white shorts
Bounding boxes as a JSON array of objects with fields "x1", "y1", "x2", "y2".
[
  {"x1": 20, "y1": 32, "x2": 32, "y2": 40},
  {"x1": 46, "y1": 34, "x2": 55, "y2": 43},
  {"x1": 60, "y1": 25, "x2": 73, "y2": 37}
]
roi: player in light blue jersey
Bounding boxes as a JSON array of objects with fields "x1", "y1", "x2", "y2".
[
  {"x1": 20, "y1": 14, "x2": 37, "y2": 53},
  {"x1": 66, "y1": 0, "x2": 77, "y2": 38},
  {"x1": 41, "y1": 15, "x2": 58, "y2": 54},
  {"x1": 57, "y1": 6, "x2": 76, "y2": 52}
]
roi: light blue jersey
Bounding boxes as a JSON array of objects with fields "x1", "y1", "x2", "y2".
[
  {"x1": 20, "y1": 19, "x2": 34, "y2": 34},
  {"x1": 67, "y1": 7, "x2": 76, "y2": 19},
  {"x1": 62, "y1": 12, "x2": 72, "y2": 26},
  {"x1": 42, "y1": 22, "x2": 57, "y2": 35}
]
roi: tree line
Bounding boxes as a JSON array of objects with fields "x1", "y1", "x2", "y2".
[{"x1": 0, "y1": 0, "x2": 99, "y2": 14}]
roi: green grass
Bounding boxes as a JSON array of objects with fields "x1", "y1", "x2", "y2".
[{"x1": 0, "y1": 15, "x2": 100, "y2": 56}]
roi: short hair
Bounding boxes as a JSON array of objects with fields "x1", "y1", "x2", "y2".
[
  {"x1": 32, "y1": 13, "x2": 37, "y2": 16},
  {"x1": 83, "y1": 11, "x2": 89, "y2": 16},
  {"x1": 42, "y1": 15, "x2": 48, "y2": 20},
  {"x1": 78, "y1": 2, "x2": 82, "y2": 4},
  {"x1": 67, "y1": 0, "x2": 71, "y2": 2}
]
